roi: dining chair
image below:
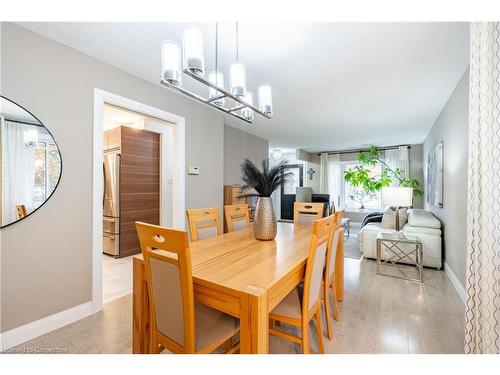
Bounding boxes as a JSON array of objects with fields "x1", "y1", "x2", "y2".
[
  {"x1": 186, "y1": 207, "x2": 222, "y2": 242},
  {"x1": 269, "y1": 215, "x2": 334, "y2": 354},
  {"x1": 135, "y1": 221, "x2": 240, "y2": 354},
  {"x1": 224, "y1": 204, "x2": 250, "y2": 233},
  {"x1": 293, "y1": 202, "x2": 324, "y2": 225},
  {"x1": 16, "y1": 204, "x2": 27, "y2": 219},
  {"x1": 322, "y1": 211, "x2": 343, "y2": 341}
]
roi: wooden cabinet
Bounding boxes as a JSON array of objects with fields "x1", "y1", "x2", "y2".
[{"x1": 104, "y1": 126, "x2": 160, "y2": 257}]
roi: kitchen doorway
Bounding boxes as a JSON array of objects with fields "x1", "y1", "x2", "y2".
[
  {"x1": 280, "y1": 164, "x2": 304, "y2": 220},
  {"x1": 92, "y1": 89, "x2": 185, "y2": 313}
]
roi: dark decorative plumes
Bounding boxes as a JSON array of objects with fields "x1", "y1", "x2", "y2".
[{"x1": 239, "y1": 159, "x2": 292, "y2": 198}]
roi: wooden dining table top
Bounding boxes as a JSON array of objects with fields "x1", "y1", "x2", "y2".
[{"x1": 134, "y1": 222, "x2": 314, "y2": 293}]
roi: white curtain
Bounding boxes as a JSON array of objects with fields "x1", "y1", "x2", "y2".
[
  {"x1": 327, "y1": 154, "x2": 341, "y2": 210},
  {"x1": 399, "y1": 146, "x2": 410, "y2": 179},
  {"x1": 2, "y1": 120, "x2": 36, "y2": 224},
  {"x1": 384, "y1": 149, "x2": 399, "y2": 187},
  {"x1": 465, "y1": 22, "x2": 500, "y2": 354},
  {"x1": 319, "y1": 152, "x2": 329, "y2": 194},
  {"x1": 384, "y1": 147, "x2": 410, "y2": 186}
]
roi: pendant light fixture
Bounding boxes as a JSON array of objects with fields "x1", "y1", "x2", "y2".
[
  {"x1": 207, "y1": 23, "x2": 225, "y2": 107},
  {"x1": 23, "y1": 128, "x2": 38, "y2": 148},
  {"x1": 161, "y1": 41, "x2": 181, "y2": 86},
  {"x1": 182, "y1": 27, "x2": 205, "y2": 76},
  {"x1": 258, "y1": 84, "x2": 273, "y2": 116},
  {"x1": 229, "y1": 22, "x2": 247, "y2": 98},
  {"x1": 160, "y1": 22, "x2": 273, "y2": 124},
  {"x1": 241, "y1": 91, "x2": 254, "y2": 121}
]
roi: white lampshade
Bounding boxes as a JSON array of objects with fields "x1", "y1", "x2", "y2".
[
  {"x1": 208, "y1": 71, "x2": 225, "y2": 107},
  {"x1": 182, "y1": 27, "x2": 205, "y2": 76},
  {"x1": 258, "y1": 84, "x2": 273, "y2": 116},
  {"x1": 230, "y1": 61, "x2": 246, "y2": 97},
  {"x1": 161, "y1": 41, "x2": 181, "y2": 86},
  {"x1": 381, "y1": 187, "x2": 413, "y2": 207},
  {"x1": 241, "y1": 91, "x2": 254, "y2": 121}
]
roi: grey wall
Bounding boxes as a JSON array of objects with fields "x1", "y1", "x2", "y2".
[
  {"x1": 423, "y1": 69, "x2": 469, "y2": 288},
  {"x1": 223, "y1": 125, "x2": 269, "y2": 185},
  {"x1": 0, "y1": 23, "x2": 225, "y2": 332}
]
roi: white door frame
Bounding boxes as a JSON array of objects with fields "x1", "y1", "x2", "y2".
[{"x1": 92, "y1": 88, "x2": 185, "y2": 313}]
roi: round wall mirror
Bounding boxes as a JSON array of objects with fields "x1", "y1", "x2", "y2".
[{"x1": 0, "y1": 96, "x2": 62, "y2": 228}]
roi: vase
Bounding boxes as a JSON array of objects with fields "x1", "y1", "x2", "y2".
[{"x1": 253, "y1": 197, "x2": 277, "y2": 240}]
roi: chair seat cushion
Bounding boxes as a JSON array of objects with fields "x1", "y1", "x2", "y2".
[
  {"x1": 195, "y1": 302, "x2": 239, "y2": 351},
  {"x1": 270, "y1": 288, "x2": 302, "y2": 320}
]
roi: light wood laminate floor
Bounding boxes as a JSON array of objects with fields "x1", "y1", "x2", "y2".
[
  {"x1": 103, "y1": 254, "x2": 133, "y2": 304},
  {"x1": 11, "y1": 258, "x2": 465, "y2": 354}
]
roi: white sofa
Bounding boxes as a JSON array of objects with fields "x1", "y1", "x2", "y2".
[{"x1": 358, "y1": 208, "x2": 442, "y2": 269}]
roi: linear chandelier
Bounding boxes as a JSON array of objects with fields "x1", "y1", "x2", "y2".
[{"x1": 160, "y1": 22, "x2": 273, "y2": 124}]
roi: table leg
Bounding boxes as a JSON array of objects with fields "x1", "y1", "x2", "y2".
[
  {"x1": 240, "y1": 285, "x2": 268, "y2": 354},
  {"x1": 335, "y1": 228, "x2": 345, "y2": 302},
  {"x1": 133, "y1": 257, "x2": 151, "y2": 354}
]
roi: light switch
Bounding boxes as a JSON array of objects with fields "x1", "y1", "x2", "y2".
[{"x1": 188, "y1": 166, "x2": 200, "y2": 175}]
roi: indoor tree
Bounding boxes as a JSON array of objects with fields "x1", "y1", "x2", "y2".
[{"x1": 344, "y1": 146, "x2": 423, "y2": 208}]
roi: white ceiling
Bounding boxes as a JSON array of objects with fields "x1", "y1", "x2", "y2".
[{"x1": 18, "y1": 22, "x2": 470, "y2": 152}]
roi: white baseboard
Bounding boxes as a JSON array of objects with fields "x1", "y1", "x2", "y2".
[
  {"x1": 444, "y1": 262, "x2": 466, "y2": 304},
  {"x1": 0, "y1": 301, "x2": 93, "y2": 350}
]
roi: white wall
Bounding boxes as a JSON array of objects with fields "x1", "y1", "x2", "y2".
[{"x1": 423, "y1": 68, "x2": 469, "y2": 287}]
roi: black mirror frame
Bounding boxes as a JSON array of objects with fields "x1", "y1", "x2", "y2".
[{"x1": 0, "y1": 95, "x2": 63, "y2": 229}]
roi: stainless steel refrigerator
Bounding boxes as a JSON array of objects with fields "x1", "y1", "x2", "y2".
[{"x1": 103, "y1": 150, "x2": 120, "y2": 257}]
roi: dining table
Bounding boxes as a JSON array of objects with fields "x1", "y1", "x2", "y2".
[{"x1": 132, "y1": 221, "x2": 344, "y2": 354}]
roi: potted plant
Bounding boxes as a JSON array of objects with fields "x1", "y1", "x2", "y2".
[
  {"x1": 344, "y1": 146, "x2": 423, "y2": 209},
  {"x1": 239, "y1": 159, "x2": 291, "y2": 240}
]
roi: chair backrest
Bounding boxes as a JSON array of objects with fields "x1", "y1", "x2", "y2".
[
  {"x1": 16, "y1": 205, "x2": 27, "y2": 219},
  {"x1": 302, "y1": 215, "x2": 335, "y2": 314},
  {"x1": 224, "y1": 204, "x2": 250, "y2": 232},
  {"x1": 293, "y1": 202, "x2": 324, "y2": 225},
  {"x1": 136, "y1": 221, "x2": 196, "y2": 352},
  {"x1": 186, "y1": 207, "x2": 222, "y2": 242},
  {"x1": 326, "y1": 211, "x2": 344, "y2": 281}
]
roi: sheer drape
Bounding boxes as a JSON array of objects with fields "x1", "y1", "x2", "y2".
[
  {"x1": 384, "y1": 147, "x2": 410, "y2": 186},
  {"x1": 2, "y1": 120, "x2": 36, "y2": 224},
  {"x1": 327, "y1": 154, "x2": 341, "y2": 210},
  {"x1": 465, "y1": 22, "x2": 500, "y2": 354},
  {"x1": 319, "y1": 152, "x2": 329, "y2": 194},
  {"x1": 384, "y1": 149, "x2": 399, "y2": 187}
]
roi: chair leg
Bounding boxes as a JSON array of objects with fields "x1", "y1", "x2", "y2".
[
  {"x1": 314, "y1": 311, "x2": 325, "y2": 354},
  {"x1": 331, "y1": 283, "x2": 340, "y2": 321},
  {"x1": 301, "y1": 320, "x2": 310, "y2": 354},
  {"x1": 323, "y1": 285, "x2": 333, "y2": 341}
]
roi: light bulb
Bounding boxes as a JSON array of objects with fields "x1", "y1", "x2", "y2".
[
  {"x1": 230, "y1": 61, "x2": 246, "y2": 97},
  {"x1": 182, "y1": 27, "x2": 205, "y2": 76},
  {"x1": 23, "y1": 128, "x2": 38, "y2": 148},
  {"x1": 161, "y1": 41, "x2": 181, "y2": 86},
  {"x1": 258, "y1": 84, "x2": 273, "y2": 116},
  {"x1": 241, "y1": 91, "x2": 254, "y2": 122},
  {"x1": 208, "y1": 71, "x2": 225, "y2": 107}
]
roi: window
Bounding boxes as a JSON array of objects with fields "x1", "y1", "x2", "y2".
[
  {"x1": 340, "y1": 162, "x2": 382, "y2": 210},
  {"x1": 33, "y1": 141, "x2": 61, "y2": 208}
]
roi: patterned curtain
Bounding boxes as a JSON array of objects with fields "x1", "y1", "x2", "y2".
[{"x1": 465, "y1": 22, "x2": 500, "y2": 354}]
